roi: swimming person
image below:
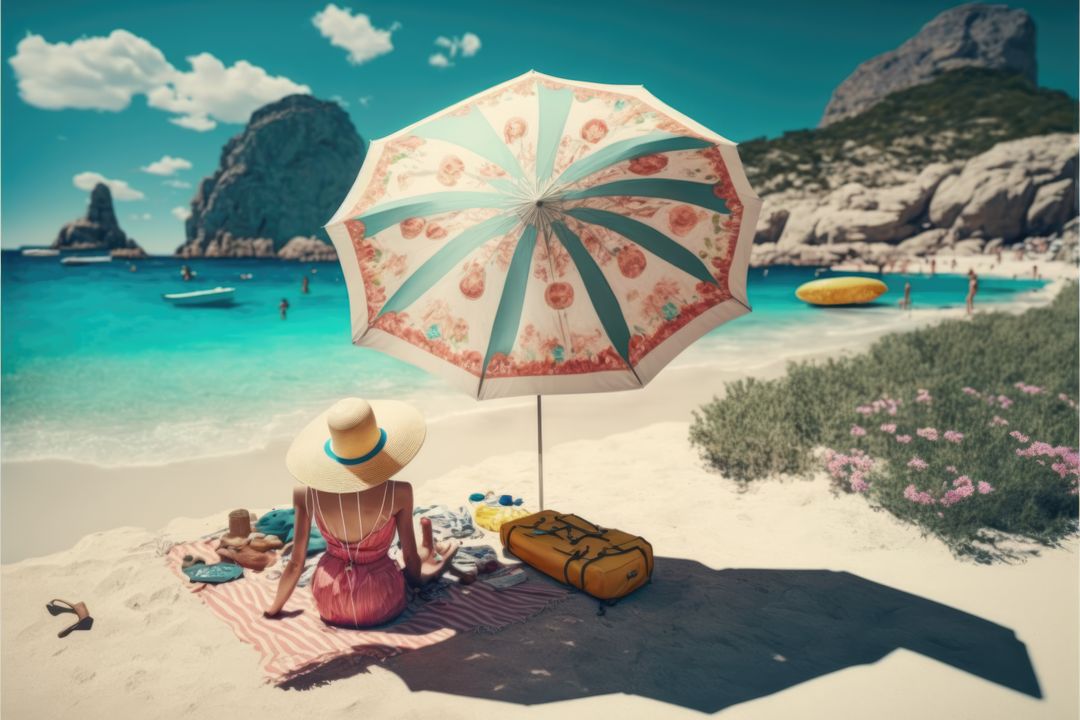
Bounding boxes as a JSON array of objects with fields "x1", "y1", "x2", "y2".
[
  {"x1": 181, "y1": 265, "x2": 193, "y2": 282},
  {"x1": 265, "y1": 398, "x2": 459, "y2": 627},
  {"x1": 966, "y1": 269, "x2": 978, "y2": 316},
  {"x1": 900, "y1": 281, "x2": 912, "y2": 311},
  {"x1": 279, "y1": 298, "x2": 290, "y2": 320}
]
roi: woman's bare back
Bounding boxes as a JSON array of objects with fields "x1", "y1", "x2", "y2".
[{"x1": 306, "y1": 481, "x2": 406, "y2": 545}]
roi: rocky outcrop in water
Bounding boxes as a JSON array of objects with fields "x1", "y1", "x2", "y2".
[
  {"x1": 820, "y1": 3, "x2": 1036, "y2": 127},
  {"x1": 176, "y1": 95, "x2": 364, "y2": 258},
  {"x1": 277, "y1": 236, "x2": 338, "y2": 262},
  {"x1": 53, "y1": 184, "x2": 146, "y2": 257},
  {"x1": 752, "y1": 133, "x2": 1078, "y2": 266}
]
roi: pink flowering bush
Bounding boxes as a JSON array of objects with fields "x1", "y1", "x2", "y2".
[{"x1": 690, "y1": 283, "x2": 1079, "y2": 561}]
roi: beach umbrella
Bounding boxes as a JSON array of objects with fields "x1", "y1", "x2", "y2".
[{"x1": 325, "y1": 71, "x2": 761, "y2": 507}]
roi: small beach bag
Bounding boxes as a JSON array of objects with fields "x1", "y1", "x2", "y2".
[{"x1": 500, "y1": 511, "x2": 653, "y2": 601}]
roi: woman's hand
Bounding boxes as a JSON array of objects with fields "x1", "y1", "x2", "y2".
[{"x1": 417, "y1": 517, "x2": 460, "y2": 584}]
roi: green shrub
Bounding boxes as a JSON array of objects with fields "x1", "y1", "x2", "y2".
[{"x1": 690, "y1": 284, "x2": 1079, "y2": 559}]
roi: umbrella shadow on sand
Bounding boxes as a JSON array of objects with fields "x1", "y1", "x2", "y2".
[{"x1": 285, "y1": 558, "x2": 1041, "y2": 712}]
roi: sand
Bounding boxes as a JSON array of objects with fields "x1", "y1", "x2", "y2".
[{"x1": 1, "y1": 259, "x2": 1077, "y2": 718}]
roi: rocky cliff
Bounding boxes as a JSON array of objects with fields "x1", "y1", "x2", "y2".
[
  {"x1": 176, "y1": 95, "x2": 364, "y2": 258},
  {"x1": 53, "y1": 184, "x2": 146, "y2": 256},
  {"x1": 820, "y1": 3, "x2": 1036, "y2": 127},
  {"x1": 277, "y1": 236, "x2": 338, "y2": 262},
  {"x1": 752, "y1": 132, "x2": 1077, "y2": 267}
]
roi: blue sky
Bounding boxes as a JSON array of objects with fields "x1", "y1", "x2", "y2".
[{"x1": 2, "y1": 0, "x2": 1077, "y2": 255}]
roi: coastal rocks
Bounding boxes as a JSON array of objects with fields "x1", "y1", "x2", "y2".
[
  {"x1": 820, "y1": 3, "x2": 1036, "y2": 126},
  {"x1": 754, "y1": 133, "x2": 1078, "y2": 266},
  {"x1": 928, "y1": 133, "x2": 1077, "y2": 241},
  {"x1": 195, "y1": 234, "x2": 277, "y2": 258},
  {"x1": 767, "y1": 163, "x2": 958, "y2": 249},
  {"x1": 1026, "y1": 178, "x2": 1077, "y2": 235},
  {"x1": 177, "y1": 94, "x2": 364, "y2": 258},
  {"x1": 277, "y1": 236, "x2": 338, "y2": 262},
  {"x1": 53, "y1": 184, "x2": 146, "y2": 256}
]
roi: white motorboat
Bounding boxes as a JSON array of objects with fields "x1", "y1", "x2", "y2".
[
  {"x1": 162, "y1": 286, "x2": 236, "y2": 307},
  {"x1": 21, "y1": 248, "x2": 60, "y2": 257},
  {"x1": 61, "y1": 255, "x2": 112, "y2": 265}
]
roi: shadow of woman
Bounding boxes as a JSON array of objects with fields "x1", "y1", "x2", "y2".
[{"x1": 283, "y1": 558, "x2": 1041, "y2": 712}]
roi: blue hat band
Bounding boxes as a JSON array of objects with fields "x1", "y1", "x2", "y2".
[{"x1": 324, "y1": 428, "x2": 387, "y2": 465}]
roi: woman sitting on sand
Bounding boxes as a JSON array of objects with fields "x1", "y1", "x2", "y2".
[{"x1": 265, "y1": 397, "x2": 459, "y2": 627}]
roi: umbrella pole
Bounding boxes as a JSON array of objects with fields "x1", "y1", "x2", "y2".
[{"x1": 537, "y1": 395, "x2": 544, "y2": 510}]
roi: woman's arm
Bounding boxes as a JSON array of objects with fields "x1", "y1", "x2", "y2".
[
  {"x1": 265, "y1": 487, "x2": 311, "y2": 617},
  {"x1": 394, "y1": 482, "x2": 425, "y2": 587},
  {"x1": 394, "y1": 481, "x2": 460, "y2": 587}
]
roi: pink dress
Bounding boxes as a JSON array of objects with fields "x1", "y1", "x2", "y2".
[{"x1": 310, "y1": 511, "x2": 407, "y2": 628}]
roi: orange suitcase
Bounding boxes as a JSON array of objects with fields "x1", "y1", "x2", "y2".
[{"x1": 500, "y1": 510, "x2": 653, "y2": 601}]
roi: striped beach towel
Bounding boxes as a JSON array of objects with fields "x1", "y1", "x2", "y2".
[{"x1": 166, "y1": 541, "x2": 568, "y2": 684}]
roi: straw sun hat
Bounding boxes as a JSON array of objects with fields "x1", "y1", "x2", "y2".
[{"x1": 286, "y1": 398, "x2": 426, "y2": 493}]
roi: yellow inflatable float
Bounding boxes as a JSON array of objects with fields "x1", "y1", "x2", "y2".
[{"x1": 795, "y1": 277, "x2": 888, "y2": 306}]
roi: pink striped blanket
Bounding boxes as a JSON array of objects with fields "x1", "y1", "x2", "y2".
[{"x1": 166, "y1": 541, "x2": 567, "y2": 684}]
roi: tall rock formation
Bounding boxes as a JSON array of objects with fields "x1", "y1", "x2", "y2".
[
  {"x1": 53, "y1": 183, "x2": 145, "y2": 256},
  {"x1": 177, "y1": 95, "x2": 364, "y2": 257},
  {"x1": 820, "y1": 3, "x2": 1036, "y2": 127}
]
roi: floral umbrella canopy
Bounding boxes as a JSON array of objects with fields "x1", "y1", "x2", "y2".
[{"x1": 326, "y1": 71, "x2": 761, "y2": 404}]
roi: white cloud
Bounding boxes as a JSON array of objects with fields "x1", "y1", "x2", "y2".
[
  {"x1": 141, "y1": 155, "x2": 192, "y2": 176},
  {"x1": 313, "y1": 5, "x2": 399, "y2": 65},
  {"x1": 171, "y1": 206, "x2": 192, "y2": 221},
  {"x1": 73, "y1": 172, "x2": 144, "y2": 201},
  {"x1": 460, "y1": 32, "x2": 481, "y2": 57},
  {"x1": 9, "y1": 30, "x2": 309, "y2": 131},
  {"x1": 431, "y1": 32, "x2": 481, "y2": 68},
  {"x1": 147, "y1": 53, "x2": 310, "y2": 131},
  {"x1": 164, "y1": 179, "x2": 192, "y2": 189},
  {"x1": 358, "y1": 95, "x2": 372, "y2": 107},
  {"x1": 9, "y1": 30, "x2": 172, "y2": 111},
  {"x1": 130, "y1": 213, "x2": 152, "y2": 220},
  {"x1": 330, "y1": 94, "x2": 349, "y2": 108}
]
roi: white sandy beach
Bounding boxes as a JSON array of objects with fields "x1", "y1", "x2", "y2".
[{"x1": 1, "y1": 258, "x2": 1077, "y2": 719}]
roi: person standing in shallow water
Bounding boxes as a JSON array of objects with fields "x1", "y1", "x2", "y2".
[
  {"x1": 302, "y1": 275, "x2": 310, "y2": 294},
  {"x1": 900, "y1": 281, "x2": 912, "y2": 311},
  {"x1": 279, "y1": 298, "x2": 290, "y2": 320},
  {"x1": 966, "y1": 269, "x2": 978, "y2": 317}
]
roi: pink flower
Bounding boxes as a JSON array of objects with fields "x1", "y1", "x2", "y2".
[
  {"x1": 856, "y1": 405, "x2": 874, "y2": 416},
  {"x1": 953, "y1": 475, "x2": 973, "y2": 487},
  {"x1": 667, "y1": 205, "x2": 701, "y2": 236},
  {"x1": 903, "y1": 484, "x2": 935, "y2": 505},
  {"x1": 850, "y1": 424, "x2": 867, "y2": 437},
  {"x1": 990, "y1": 415, "x2": 1009, "y2": 427},
  {"x1": 1013, "y1": 381, "x2": 1043, "y2": 395},
  {"x1": 915, "y1": 388, "x2": 932, "y2": 404},
  {"x1": 1009, "y1": 430, "x2": 1029, "y2": 443},
  {"x1": 580, "y1": 118, "x2": 609, "y2": 143},
  {"x1": 997, "y1": 395, "x2": 1013, "y2": 409},
  {"x1": 946, "y1": 465, "x2": 958, "y2": 474},
  {"x1": 849, "y1": 472, "x2": 869, "y2": 493},
  {"x1": 880, "y1": 423, "x2": 897, "y2": 434},
  {"x1": 944, "y1": 430, "x2": 964, "y2": 444},
  {"x1": 977, "y1": 481, "x2": 994, "y2": 495},
  {"x1": 907, "y1": 456, "x2": 929, "y2": 471},
  {"x1": 941, "y1": 483, "x2": 975, "y2": 506},
  {"x1": 962, "y1": 387, "x2": 980, "y2": 396},
  {"x1": 916, "y1": 427, "x2": 939, "y2": 441},
  {"x1": 628, "y1": 154, "x2": 668, "y2": 175},
  {"x1": 896, "y1": 434, "x2": 913, "y2": 444}
]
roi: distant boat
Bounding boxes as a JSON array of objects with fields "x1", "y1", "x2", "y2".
[
  {"x1": 61, "y1": 255, "x2": 112, "y2": 265},
  {"x1": 22, "y1": 248, "x2": 60, "y2": 257},
  {"x1": 162, "y1": 286, "x2": 236, "y2": 307}
]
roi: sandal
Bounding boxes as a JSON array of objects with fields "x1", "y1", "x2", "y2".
[
  {"x1": 45, "y1": 599, "x2": 77, "y2": 616},
  {"x1": 53, "y1": 600, "x2": 94, "y2": 638}
]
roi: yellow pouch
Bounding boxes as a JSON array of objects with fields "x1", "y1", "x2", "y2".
[{"x1": 474, "y1": 504, "x2": 532, "y2": 532}]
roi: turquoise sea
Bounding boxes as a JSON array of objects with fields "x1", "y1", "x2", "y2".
[{"x1": 0, "y1": 251, "x2": 1046, "y2": 465}]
